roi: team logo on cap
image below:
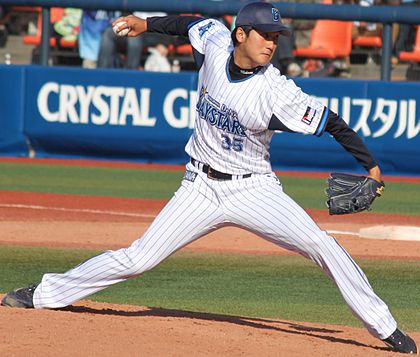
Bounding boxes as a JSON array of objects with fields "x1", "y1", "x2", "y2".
[{"x1": 272, "y1": 8, "x2": 280, "y2": 22}]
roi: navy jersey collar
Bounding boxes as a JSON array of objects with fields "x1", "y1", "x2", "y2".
[{"x1": 226, "y1": 53, "x2": 262, "y2": 83}]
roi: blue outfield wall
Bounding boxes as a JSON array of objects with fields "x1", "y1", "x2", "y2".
[
  {"x1": 0, "y1": 64, "x2": 419, "y2": 175},
  {"x1": 0, "y1": 66, "x2": 28, "y2": 157}
]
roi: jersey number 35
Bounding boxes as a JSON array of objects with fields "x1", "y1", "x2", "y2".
[{"x1": 221, "y1": 135, "x2": 243, "y2": 152}]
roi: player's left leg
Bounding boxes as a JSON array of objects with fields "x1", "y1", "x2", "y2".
[
  {"x1": 222, "y1": 173, "x2": 397, "y2": 340},
  {"x1": 30, "y1": 174, "x2": 225, "y2": 309}
]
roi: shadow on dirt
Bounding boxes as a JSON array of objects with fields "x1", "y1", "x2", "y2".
[{"x1": 62, "y1": 304, "x2": 388, "y2": 352}]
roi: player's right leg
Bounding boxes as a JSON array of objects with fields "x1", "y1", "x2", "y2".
[
  {"x1": 3, "y1": 169, "x2": 224, "y2": 309},
  {"x1": 222, "y1": 174, "x2": 404, "y2": 342}
]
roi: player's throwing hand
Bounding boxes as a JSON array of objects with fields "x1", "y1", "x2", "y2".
[{"x1": 112, "y1": 15, "x2": 147, "y2": 37}]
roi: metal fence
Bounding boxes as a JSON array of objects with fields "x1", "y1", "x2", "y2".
[{"x1": 1, "y1": 0, "x2": 419, "y2": 80}]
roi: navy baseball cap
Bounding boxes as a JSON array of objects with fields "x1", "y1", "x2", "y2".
[{"x1": 235, "y1": 2, "x2": 291, "y2": 36}]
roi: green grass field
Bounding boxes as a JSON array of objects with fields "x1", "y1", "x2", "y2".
[
  {"x1": 1, "y1": 246, "x2": 420, "y2": 331},
  {"x1": 0, "y1": 161, "x2": 419, "y2": 214},
  {"x1": 1, "y1": 161, "x2": 420, "y2": 330}
]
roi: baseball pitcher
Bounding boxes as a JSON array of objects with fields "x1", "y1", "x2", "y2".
[{"x1": 2, "y1": 2, "x2": 416, "y2": 354}]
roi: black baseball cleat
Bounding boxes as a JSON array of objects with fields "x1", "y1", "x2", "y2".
[
  {"x1": 383, "y1": 328, "x2": 418, "y2": 354},
  {"x1": 1, "y1": 284, "x2": 37, "y2": 308}
]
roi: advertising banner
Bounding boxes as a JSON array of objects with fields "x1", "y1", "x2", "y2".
[
  {"x1": 24, "y1": 66, "x2": 197, "y2": 163},
  {"x1": 2, "y1": 65, "x2": 419, "y2": 174}
]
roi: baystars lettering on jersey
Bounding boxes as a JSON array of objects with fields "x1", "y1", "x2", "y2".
[
  {"x1": 36, "y1": 82, "x2": 196, "y2": 129},
  {"x1": 196, "y1": 86, "x2": 247, "y2": 137}
]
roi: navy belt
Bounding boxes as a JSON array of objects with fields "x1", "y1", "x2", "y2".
[{"x1": 190, "y1": 158, "x2": 252, "y2": 181}]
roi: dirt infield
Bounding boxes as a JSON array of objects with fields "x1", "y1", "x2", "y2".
[{"x1": 1, "y1": 189, "x2": 420, "y2": 356}]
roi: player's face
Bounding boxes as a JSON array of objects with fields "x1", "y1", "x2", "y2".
[{"x1": 235, "y1": 28, "x2": 280, "y2": 68}]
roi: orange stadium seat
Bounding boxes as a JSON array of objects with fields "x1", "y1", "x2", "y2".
[
  {"x1": 293, "y1": 19, "x2": 353, "y2": 59},
  {"x1": 399, "y1": 26, "x2": 420, "y2": 62},
  {"x1": 350, "y1": 35, "x2": 382, "y2": 64},
  {"x1": 353, "y1": 36, "x2": 382, "y2": 48}
]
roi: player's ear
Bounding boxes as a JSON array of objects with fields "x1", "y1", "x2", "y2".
[{"x1": 235, "y1": 27, "x2": 247, "y2": 44}]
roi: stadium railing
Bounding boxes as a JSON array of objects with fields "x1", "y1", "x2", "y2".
[{"x1": 0, "y1": 0, "x2": 419, "y2": 80}]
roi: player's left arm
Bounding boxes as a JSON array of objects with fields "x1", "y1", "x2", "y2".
[{"x1": 324, "y1": 109, "x2": 382, "y2": 180}]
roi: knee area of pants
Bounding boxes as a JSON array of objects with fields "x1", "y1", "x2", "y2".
[
  {"x1": 304, "y1": 233, "x2": 332, "y2": 253},
  {"x1": 126, "y1": 258, "x2": 159, "y2": 276}
]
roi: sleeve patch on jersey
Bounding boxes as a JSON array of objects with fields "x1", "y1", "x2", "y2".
[
  {"x1": 198, "y1": 21, "x2": 214, "y2": 38},
  {"x1": 301, "y1": 106, "x2": 317, "y2": 126}
]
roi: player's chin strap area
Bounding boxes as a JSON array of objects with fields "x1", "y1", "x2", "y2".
[{"x1": 190, "y1": 158, "x2": 252, "y2": 181}]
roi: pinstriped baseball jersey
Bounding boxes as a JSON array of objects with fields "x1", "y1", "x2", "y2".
[{"x1": 185, "y1": 19, "x2": 328, "y2": 175}]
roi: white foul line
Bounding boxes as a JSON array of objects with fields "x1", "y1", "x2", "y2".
[
  {"x1": 327, "y1": 229, "x2": 360, "y2": 237},
  {"x1": 0, "y1": 203, "x2": 156, "y2": 219},
  {"x1": 0, "y1": 204, "x2": 363, "y2": 235}
]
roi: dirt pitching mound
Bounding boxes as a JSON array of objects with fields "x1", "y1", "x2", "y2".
[{"x1": 1, "y1": 299, "x2": 413, "y2": 357}]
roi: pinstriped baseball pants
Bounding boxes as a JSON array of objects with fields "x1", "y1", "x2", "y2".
[{"x1": 33, "y1": 163, "x2": 397, "y2": 339}]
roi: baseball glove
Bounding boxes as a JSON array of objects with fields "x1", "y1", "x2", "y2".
[{"x1": 325, "y1": 173, "x2": 385, "y2": 215}]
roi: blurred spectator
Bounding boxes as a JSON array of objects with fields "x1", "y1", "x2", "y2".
[
  {"x1": 78, "y1": 10, "x2": 114, "y2": 68},
  {"x1": 270, "y1": 18, "x2": 298, "y2": 75},
  {"x1": 351, "y1": 0, "x2": 402, "y2": 40},
  {"x1": 394, "y1": 0, "x2": 420, "y2": 59},
  {"x1": 352, "y1": 0, "x2": 381, "y2": 38},
  {"x1": 351, "y1": 0, "x2": 400, "y2": 64},
  {"x1": 270, "y1": 0, "x2": 322, "y2": 77},
  {"x1": 0, "y1": 5, "x2": 10, "y2": 48},
  {"x1": 144, "y1": 44, "x2": 171, "y2": 72},
  {"x1": 98, "y1": 11, "x2": 170, "y2": 70},
  {"x1": 292, "y1": 4, "x2": 321, "y2": 49},
  {"x1": 53, "y1": 8, "x2": 82, "y2": 42}
]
